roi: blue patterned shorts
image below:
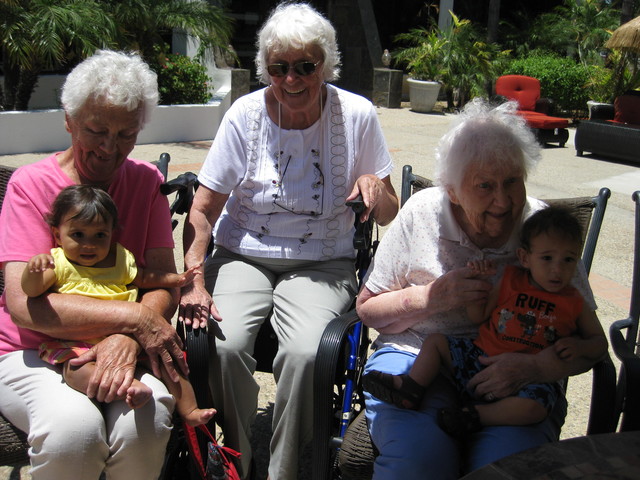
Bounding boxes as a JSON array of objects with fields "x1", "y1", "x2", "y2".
[{"x1": 446, "y1": 336, "x2": 561, "y2": 412}]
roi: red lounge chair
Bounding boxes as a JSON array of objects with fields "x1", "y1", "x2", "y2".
[{"x1": 495, "y1": 75, "x2": 569, "y2": 147}]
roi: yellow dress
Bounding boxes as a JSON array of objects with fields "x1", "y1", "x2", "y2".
[{"x1": 39, "y1": 244, "x2": 139, "y2": 364}]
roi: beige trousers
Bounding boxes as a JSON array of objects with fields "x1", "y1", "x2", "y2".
[
  {"x1": 0, "y1": 349, "x2": 174, "y2": 480},
  {"x1": 205, "y1": 247, "x2": 357, "y2": 480}
]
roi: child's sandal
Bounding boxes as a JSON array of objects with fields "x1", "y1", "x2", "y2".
[
  {"x1": 438, "y1": 405, "x2": 482, "y2": 438},
  {"x1": 362, "y1": 371, "x2": 425, "y2": 410}
]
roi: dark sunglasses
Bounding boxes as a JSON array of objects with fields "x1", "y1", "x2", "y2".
[{"x1": 267, "y1": 61, "x2": 320, "y2": 77}]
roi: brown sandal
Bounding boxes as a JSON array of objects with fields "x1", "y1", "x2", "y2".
[{"x1": 362, "y1": 371, "x2": 426, "y2": 410}]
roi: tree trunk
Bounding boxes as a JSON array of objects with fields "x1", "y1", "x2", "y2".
[
  {"x1": 621, "y1": 0, "x2": 635, "y2": 25},
  {"x1": 2, "y1": 60, "x2": 20, "y2": 111},
  {"x1": 487, "y1": 0, "x2": 501, "y2": 44},
  {"x1": 16, "y1": 68, "x2": 40, "y2": 111}
]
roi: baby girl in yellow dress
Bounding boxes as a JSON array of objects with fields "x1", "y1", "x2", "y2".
[{"x1": 21, "y1": 184, "x2": 214, "y2": 426}]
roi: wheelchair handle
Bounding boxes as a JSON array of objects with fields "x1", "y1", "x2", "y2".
[
  {"x1": 160, "y1": 171, "x2": 198, "y2": 195},
  {"x1": 346, "y1": 195, "x2": 365, "y2": 214}
]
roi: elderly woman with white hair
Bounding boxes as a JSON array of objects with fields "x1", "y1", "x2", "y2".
[
  {"x1": 357, "y1": 98, "x2": 600, "y2": 479},
  {"x1": 0, "y1": 50, "x2": 185, "y2": 479},
  {"x1": 179, "y1": 2, "x2": 398, "y2": 479}
]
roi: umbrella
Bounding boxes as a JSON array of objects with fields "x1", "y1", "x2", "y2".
[{"x1": 606, "y1": 15, "x2": 640, "y2": 52}]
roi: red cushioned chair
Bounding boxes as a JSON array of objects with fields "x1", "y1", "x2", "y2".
[{"x1": 495, "y1": 75, "x2": 570, "y2": 147}]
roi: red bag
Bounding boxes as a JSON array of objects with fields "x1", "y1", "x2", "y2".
[{"x1": 183, "y1": 423, "x2": 242, "y2": 480}]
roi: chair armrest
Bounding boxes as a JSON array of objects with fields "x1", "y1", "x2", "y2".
[
  {"x1": 610, "y1": 318, "x2": 640, "y2": 431},
  {"x1": 587, "y1": 353, "x2": 618, "y2": 434},
  {"x1": 590, "y1": 104, "x2": 615, "y2": 121}
]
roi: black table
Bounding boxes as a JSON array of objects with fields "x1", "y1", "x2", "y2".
[{"x1": 461, "y1": 431, "x2": 640, "y2": 479}]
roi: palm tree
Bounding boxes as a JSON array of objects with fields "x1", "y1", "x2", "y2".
[
  {"x1": 1, "y1": 0, "x2": 233, "y2": 111},
  {"x1": 102, "y1": 0, "x2": 233, "y2": 65},
  {"x1": 1, "y1": 0, "x2": 115, "y2": 110}
]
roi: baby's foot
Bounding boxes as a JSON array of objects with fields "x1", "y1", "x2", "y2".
[
  {"x1": 182, "y1": 407, "x2": 216, "y2": 427},
  {"x1": 126, "y1": 383, "x2": 153, "y2": 409},
  {"x1": 362, "y1": 371, "x2": 426, "y2": 410}
]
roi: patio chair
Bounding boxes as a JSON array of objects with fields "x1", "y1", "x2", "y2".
[
  {"x1": 312, "y1": 165, "x2": 617, "y2": 480},
  {"x1": 495, "y1": 75, "x2": 570, "y2": 147},
  {"x1": 609, "y1": 191, "x2": 640, "y2": 432}
]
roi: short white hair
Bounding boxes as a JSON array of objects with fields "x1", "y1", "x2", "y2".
[
  {"x1": 61, "y1": 50, "x2": 158, "y2": 126},
  {"x1": 435, "y1": 98, "x2": 541, "y2": 192},
  {"x1": 255, "y1": 2, "x2": 341, "y2": 85}
]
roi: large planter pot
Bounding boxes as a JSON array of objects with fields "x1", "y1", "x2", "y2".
[{"x1": 407, "y1": 78, "x2": 441, "y2": 113}]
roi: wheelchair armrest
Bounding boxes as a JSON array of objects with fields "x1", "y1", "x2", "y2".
[{"x1": 587, "y1": 353, "x2": 618, "y2": 434}]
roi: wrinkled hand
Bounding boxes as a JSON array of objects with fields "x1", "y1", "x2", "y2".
[
  {"x1": 467, "y1": 352, "x2": 534, "y2": 401},
  {"x1": 27, "y1": 254, "x2": 55, "y2": 273},
  {"x1": 554, "y1": 337, "x2": 581, "y2": 361},
  {"x1": 346, "y1": 174, "x2": 385, "y2": 223},
  {"x1": 69, "y1": 334, "x2": 140, "y2": 402},
  {"x1": 176, "y1": 263, "x2": 203, "y2": 287},
  {"x1": 133, "y1": 304, "x2": 187, "y2": 383},
  {"x1": 428, "y1": 266, "x2": 493, "y2": 313},
  {"x1": 178, "y1": 282, "x2": 222, "y2": 329}
]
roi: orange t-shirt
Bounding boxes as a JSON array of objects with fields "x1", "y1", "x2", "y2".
[{"x1": 474, "y1": 265, "x2": 584, "y2": 356}]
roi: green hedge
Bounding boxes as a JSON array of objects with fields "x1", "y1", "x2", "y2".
[
  {"x1": 503, "y1": 54, "x2": 597, "y2": 117},
  {"x1": 151, "y1": 53, "x2": 212, "y2": 105}
]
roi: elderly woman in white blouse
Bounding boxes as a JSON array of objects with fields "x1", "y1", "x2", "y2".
[
  {"x1": 178, "y1": 3, "x2": 398, "y2": 479},
  {"x1": 357, "y1": 98, "x2": 600, "y2": 479}
]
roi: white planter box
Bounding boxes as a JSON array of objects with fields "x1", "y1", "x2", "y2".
[{"x1": 0, "y1": 97, "x2": 231, "y2": 155}]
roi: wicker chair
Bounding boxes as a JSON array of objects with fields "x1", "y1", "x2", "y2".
[{"x1": 0, "y1": 165, "x2": 30, "y2": 468}]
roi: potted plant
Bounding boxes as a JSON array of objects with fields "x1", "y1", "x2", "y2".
[{"x1": 393, "y1": 28, "x2": 447, "y2": 112}]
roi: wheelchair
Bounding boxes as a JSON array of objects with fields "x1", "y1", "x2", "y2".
[
  {"x1": 311, "y1": 164, "x2": 618, "y2": 480},
  {"x1": 154, "y1": 154, "x2": 379, "y2": 479}
]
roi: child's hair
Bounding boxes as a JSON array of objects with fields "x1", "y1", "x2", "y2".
[
  {"x1": 47, "y1": 185, "x2": 118, "y2": 229},
  {"x1": 520, "y1": 206, "x2": 583, "y2": 252}
]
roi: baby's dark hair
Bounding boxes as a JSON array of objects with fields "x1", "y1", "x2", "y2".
[
  {"x1": 520, "y1": 206, "x2": 583, "y2": 252},
  {"x1": 47, "y1": 185, "x2": 118, "y2": 229}
]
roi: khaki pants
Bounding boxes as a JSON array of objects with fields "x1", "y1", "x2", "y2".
[
  {"x1": 0, "y1": 349, "x2": 174, "y2": 480},
  {"x1": 205, "y1": 247, "x2": 357, "y2": 480}
]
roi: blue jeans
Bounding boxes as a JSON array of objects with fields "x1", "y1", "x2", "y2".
[{"x1": 364, "y1": 346, "x2": 566, "y2": 480}]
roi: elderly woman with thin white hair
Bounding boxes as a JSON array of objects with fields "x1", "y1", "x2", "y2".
[
  {"x1": 357, "y1": 98, "x2": 600, "y2": 479},
  {"x1": 0, "y1": 50, "x2": 185, "y2": 479},
  {"x1": 179, "y1": 2, "x2": 398, "y2": 479}
]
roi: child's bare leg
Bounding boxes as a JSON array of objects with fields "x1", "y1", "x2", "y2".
[
  {"x1": 475, "y1": 397, "x2": 547, "y2": 426},
  {"x1": 160, "y1": 369, "x2": 216, "y2": 426},
  {"x1": 438, "y1": 398, "x2": 548, "y2": 438},
  {"x1": 63, "y1": 361, "x2": 152, "y2": 409},
  {"x1": 408, "y1": 333, "x2": 453, "y2": 386},
  {"x1": 363, "y1": 333, "x2": 453, "y2": 409},
  {"x1": 63, "y1": 360, "x2": 96, "y2": 395}
]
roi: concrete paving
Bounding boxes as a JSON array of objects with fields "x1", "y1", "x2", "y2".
[{"x1": 1, "y1": 102, "x2": 637, "y2": 479}]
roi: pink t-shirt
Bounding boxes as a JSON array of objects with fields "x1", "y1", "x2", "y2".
[{"x1": 0, "y1": 154, "x2": 174, "y2": 355}]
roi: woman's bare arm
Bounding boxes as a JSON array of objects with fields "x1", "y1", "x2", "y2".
[
  {"x1": 356, "y1": 266, "x2": 493, "y2": 333},
  {"x1": 179, "y1": 185, "x2": 229, "y2": 328}
]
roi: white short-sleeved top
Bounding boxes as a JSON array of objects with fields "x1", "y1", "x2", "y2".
[
  {"x1": 364, "y1": 187, "x2": 596, "y2": 354},
  {"x1": 198, "y1": 84, "x2": 394, "y2": 261}
]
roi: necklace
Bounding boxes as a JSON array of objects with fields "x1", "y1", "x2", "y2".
[{"x1": 273, "y1": 88, "x2": 324, "y2": 188}]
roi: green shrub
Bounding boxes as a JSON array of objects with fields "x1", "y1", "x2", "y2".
[
  {"x1": 503, "y1": 53, "x2": 595, "y2": 118},
  {"x1": 151, "y1": 53, "x2": 213, "y2": 105}
]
